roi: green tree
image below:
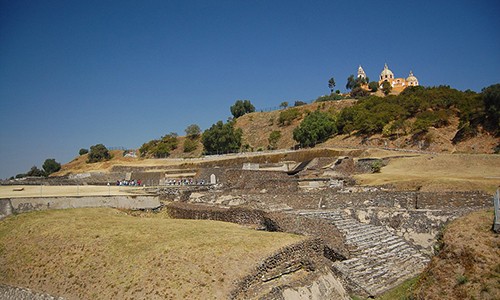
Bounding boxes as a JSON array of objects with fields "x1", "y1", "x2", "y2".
[
  {"x1": 328, "y1": 77, "x2": 336, "y2": 93},
  {"x1": 294, "y1": 100, "x2": 307, "y2": 106},
  {"x1": 201, "y1": 121, "x2": 243, "y2": 154},
  {"x1": 42, "y1": 158, "x2": 61, "y2": 175},
  {"x1": 482, "y1": 83, "x2": 500, "y2": 129},
  {"x1": 268, "y1": 130, "x2": 282, "y2": 150},
  {"x1": 185, "y1": 124, "x2": 201, "y2": 139},
  {"x1": 381, "y1": 81, "x2": 392, "y2": 95},
  {"x1": 26, "y1": 166, "x2": 45, "y2": 177},
  {"x1": 346, "y1": 75, "x2": 356, "y2": 90},
  {"x1": 279, "y1": 101, "x2": 289, "y2": 109},
  {"x1": 368, "y1": 81, "x2": 379, "y2": 92},
  {"x1": 230, "y1": 100, "x2": 255, "y2": 118},
  {"x1": 79, "y1": 148, "x2": 88, "y2": 156},
  {"x1": 293, "y1": 110, "x2": 337, "y2": 147},
  {"x1": 87, "y1": 144, "x2": 111, "y2": 163}
]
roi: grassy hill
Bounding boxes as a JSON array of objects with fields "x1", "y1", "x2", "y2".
[
  {"x1": 411, "y1": 209, "x2": 500, "y2": 299},
  {"x1": 0, "y1": 208, "x2": 304, "y2": 299}
]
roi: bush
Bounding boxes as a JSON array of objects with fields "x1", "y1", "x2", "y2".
[
  {"x1": 293, "y1": 110, "x2": 337, "y2": 147},
  {"x1": 371, "y1": 160, "x2": 384, "y2": 173},
  {"x1": 294, "y1": 101, "x2": 307, "y2": 107},
  {"x1": 230, "y1": 100, "x2": 255, "y2": 118},
  {"x1": 139, "y1": 133, "x2": 178, "y2": 158},
  {"x1": 350, "y1": 87, "x2": 370, "y2": 99},
  {"x1": 278, "y1": 108, "x2": 301, "y2": 126},
  {"x1": 315, "y1": 93, "x2": 343, "y2": 102},
  {"x1": 183, "y1": 138, "x2": 198, "y2": 153},
  {"x1": 79, "y1": 148, "x2": 89, "y2": 156},
  {"x1": 268, "y1": 130, "x2": 281, "y2": 150},
  {"x1": 87, "y1": 144, "x2": 111, "y2": 163},
  {"x1": 201, "y1": 121, "x2": 242, "y2": 155}
]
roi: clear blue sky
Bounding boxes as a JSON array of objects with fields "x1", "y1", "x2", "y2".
[{"x1": 0, "y1": 0, "x2": 499, "y2": 179}]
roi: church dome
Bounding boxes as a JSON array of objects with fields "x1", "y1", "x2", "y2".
[
  {"x1": 406, "y1": 71, "x2": 418, "y2": 82},
  {"x1": 380, "y1": 63, "x2": 394, "y2": 80}
]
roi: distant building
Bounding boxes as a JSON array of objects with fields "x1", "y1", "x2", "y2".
[
  {"x1": 357, "y1": 65, "x2": 367, "y2": 80},
  {"x1": 378, "y1": 63, "x2": 419, "y2": 93}
]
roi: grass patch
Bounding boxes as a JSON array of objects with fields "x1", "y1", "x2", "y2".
[{"x1": 0, "y1": 208, "x2": 304, "y2": 299}]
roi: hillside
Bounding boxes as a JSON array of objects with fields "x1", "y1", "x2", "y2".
[{"x1": 411, "y1": 209, "x2": 500, "y2": 299}]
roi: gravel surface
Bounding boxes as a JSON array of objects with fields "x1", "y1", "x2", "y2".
[{"x1": 0, "y1": 284, "x2": 65, "y2": 300}]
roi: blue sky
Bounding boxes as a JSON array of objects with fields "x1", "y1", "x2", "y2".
[{"x1": 0, "y1": 0, "x2": 499, "y2": 179}]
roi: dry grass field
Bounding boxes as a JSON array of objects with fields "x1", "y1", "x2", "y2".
[
  {"x1": 354, "y1": 153, "x2": 500, "y2": 193},
  {"x1": 0, "y1": 208, "x2": 304, "y2": 299}
]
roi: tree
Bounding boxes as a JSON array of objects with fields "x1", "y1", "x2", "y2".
[
  {"x1": 42, "y1": 158, "x2": 61, "y2": 176},
  {"x1": 26, "y1": 166, "x2": 45, "y2": 177},
  {"x1": 328, "y1": 77, "x2": 336, "y2": 93},
  {"x1": 79, "y1": 148, "x2": 89, "y2": 155},
  {"x1": 268, "y1": 130, "x2": 282, "y2": 150},
  {"x1": 482, "y1": 84, "x2": 500, "y2": 129},
  {"x1": 230, "y1": 100, "x2": 255, "y2": 118},
  {"x1": 201, "y1": 121, "x2": 243, "y2": 154},
  {"x1": 350, "y1": 87, "x2": 369, "y2": 99},
  {"x1": 185, "y1": 124, "x2": 201, "y2": 139},
  {"x1": 87, "y1": 144, "x2": 111, "y2": 163},
  {"x1": 346, "y1": 75, "x2": 356, "y2": 90},
  {"x1": 293, "y1": 111, "x2": 337, "y2": 147},
  {"x1": 368, "y1": 81, "x2": 379, "y2": 92},
  {"x1": 279, "y1": 101, "x2": 288, "y2": 109},
  {"x1": 381, "y1": 81, "x2": 392, "y2": 96},
  {"x1": 294, "y1": 100, "x2": 307, "y2": 106}
]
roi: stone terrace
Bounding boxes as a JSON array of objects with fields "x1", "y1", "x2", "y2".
[{"x1": 296, "y1": 210, "x2": 430, "y2": 297}]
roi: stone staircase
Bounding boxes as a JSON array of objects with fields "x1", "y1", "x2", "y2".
[{"x1": 297, "y1": 211, "x2": 430, "y2": 297}]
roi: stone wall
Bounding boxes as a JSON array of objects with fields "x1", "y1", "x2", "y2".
[
  {"x1": 229, "y1": 238, "x2": 326, "y2": 299},
  {"x1": 0, "y1": 195, "x2": 160, "y2": 219},
  {"x1": 224, "y1": 169, "x2": 298, "y2": 193},
  {"x1": 166, "y1": 202, "x2": 268, "y2": 226}
]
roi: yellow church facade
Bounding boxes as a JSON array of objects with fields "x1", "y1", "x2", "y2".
[
  {"x1": 378, "y1": 63, "x2": 419, "y2": 93},
  {"x1": 357, "y1": 64, "x2": 419, "y2": 94}
]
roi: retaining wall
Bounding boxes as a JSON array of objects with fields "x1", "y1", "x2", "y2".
[{"x1": 0, "y1": 195, "x2": 160, "y2": 219}]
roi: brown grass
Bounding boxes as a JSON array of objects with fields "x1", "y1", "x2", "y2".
[
  {"x1": 354, "y1": 153, "x2": 500, "y2": 193},
  {"x1": 412, "y1": 209, "x2": 500, "y2": 300},
  {"x1": 0, "y1": 208, "x2": 304, "y2": 299}
]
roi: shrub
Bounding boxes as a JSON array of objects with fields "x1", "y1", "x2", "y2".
[
  {"x1": 293, "y1": 110, "x2": 337, "y2": 147},
  {"x1": 268, "y1": 130, "x2": 281, "y2": 150},
  {"x1": 278, "y1": 108, "x2": 301, "y2": 126},
  {"x1": 371, "y1": 160, "x2": 384, "y2": 173},
  {"x1": 139, "y1": 133, "x2": 178, "y2": 158},
  {"x1": 79, "y1": 148, "x2": 89, "y2": 156},
  {"x1": 183, "y1": 138, "x2": 198, "y2": 153},
  {"x1": 294, "y1": 101, "x2": 307, "y2": 107},
  {"x1": 315, "y1": 93, "x2": 343, "y2": 102}
]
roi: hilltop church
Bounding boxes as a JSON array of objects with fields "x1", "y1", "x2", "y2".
[{"x1": 357, "y1": 64, "x2": 419, "y2": 93}]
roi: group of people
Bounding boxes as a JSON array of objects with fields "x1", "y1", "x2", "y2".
[
  {"x1": 116, "y1": 179, "x2": 142, "y2": 186},
  {"x1": 165, "y1": 178, "x2": 205, "y2": 186}
]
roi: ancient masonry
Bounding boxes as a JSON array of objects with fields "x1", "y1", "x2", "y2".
[{"x1": 296, "y1": 210, "x2": 429, "y2": 297}]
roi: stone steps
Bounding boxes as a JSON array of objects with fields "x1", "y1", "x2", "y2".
[{"x1": 297, "y1": 210, "x2": 430, "y2": 297}]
